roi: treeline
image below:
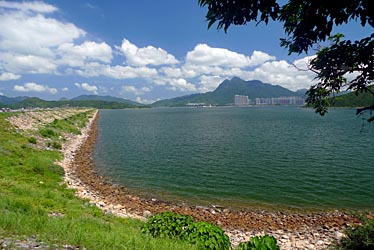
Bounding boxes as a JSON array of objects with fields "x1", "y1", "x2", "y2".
[{"x1": 0, "y1": 97, "x2": 148, "y2": 109}]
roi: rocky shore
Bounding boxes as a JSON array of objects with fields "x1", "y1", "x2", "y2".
[{"x1": 57, "y1": 109, "x2": 370, "y2": 250}]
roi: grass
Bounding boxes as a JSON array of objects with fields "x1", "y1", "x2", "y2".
[{"x1": 0, "y1": 110, "x2": 197, "y2": 250}]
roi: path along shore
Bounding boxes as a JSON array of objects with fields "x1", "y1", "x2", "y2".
[{"x1": 60, "y1": 109, "x2": 369, "y2": 250}]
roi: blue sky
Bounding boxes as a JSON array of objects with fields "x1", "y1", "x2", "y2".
[{"x1": 0, "y1": 1, "x2": 371, "y2": 103}]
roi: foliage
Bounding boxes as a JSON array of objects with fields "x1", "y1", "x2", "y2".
[
  {"x1": 39, "y1": 128, "x2": 60, "y2": 139},
  {"x1": 7, "y1": 97, "x2": 146, "y2": 109},
  {"x1": 184, "y1": 221, "x2": 231, "y2": 250},
  {"x1": 47, "y1": 141, "x2": 62, "y2": 150},
  {"x1": 198, "y1": 0, "x2": 374, "y2": 122},
  {"x1": 237, "y1": 235, "x2": 280, "y2": 250},
  {"x1": 143, "y1": 212, "x2": 231, "y2": 250},
  {"x1": 142, "y1": 212, "x2": 194, "y2": 239},
  {"x1": 0, "y1": 112, "x2": 196, "y2": 250},
  {"x1": 27, "y1": 137, "x2": 37, "y2": 144},
  {"x1": 335, "y1": 219, "x2": 374, "y2": 250}
]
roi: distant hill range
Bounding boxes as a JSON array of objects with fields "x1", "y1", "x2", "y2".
[
  {"x1": 331, "y1": 85, "x2": 374, "y2": 108},
  {"x1": 0, "y1": 95, "x2": 145, "y2": 109},
  {"x1": 152, "y1": 77, "x2": 306, "y2": 107}
]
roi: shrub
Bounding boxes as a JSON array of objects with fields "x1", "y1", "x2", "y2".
[
  {"x1": 47, "y1": 141, "x2": 62, "y2": 150},
  {"x1": 142, "y1": 212, "x2": 194, "y2": 239},
  {"x1": 39, "y1": 128, "x2": 59, "y2": 138},
  {"x1": 28, "y1": 137, "x2": 37, "y2": 144},
  {"x1": 237, "y1": 235, "x2": 280, "y2": 250},
  {"x1": 184, "y1": 221, "x2": 231, "y2": 250},
  {"x1": 335, "y1": 219, "x2": 374, "y2": 250}
]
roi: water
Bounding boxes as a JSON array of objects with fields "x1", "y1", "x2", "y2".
[{"x1": 93, "y1": 107, "x2": 374, "y2": 210}]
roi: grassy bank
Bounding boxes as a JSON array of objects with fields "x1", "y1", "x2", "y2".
[{"x1": 0, "y1": 109, "x2": 196, "y2": 249}]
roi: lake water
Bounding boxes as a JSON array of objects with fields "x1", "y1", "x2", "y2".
[{"x1": 93, "y1": 107, "x2": 374, "y2": 210}]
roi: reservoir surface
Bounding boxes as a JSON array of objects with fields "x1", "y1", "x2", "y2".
[{"x1": 93, "y1": 107, "x2": 374, "y2": 210}]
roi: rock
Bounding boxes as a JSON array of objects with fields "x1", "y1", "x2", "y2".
[
  {"x1": 335, "y1": 231, "x2": 345, "y2": 241},
  {"x1": 143, "y1": 210, "x2": 152, "y2": 218}
]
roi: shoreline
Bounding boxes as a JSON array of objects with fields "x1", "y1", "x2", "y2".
[{"x1": 60, "y1": 109, "x2": 367, "y2": 249}]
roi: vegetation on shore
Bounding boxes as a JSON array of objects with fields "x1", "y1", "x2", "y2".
[
  {"x1": 0, "y1": 97, "x2": 148, "y2": 109},
  {"x1": 0, "y1": 109, "x2": 195, "y2": 249}
]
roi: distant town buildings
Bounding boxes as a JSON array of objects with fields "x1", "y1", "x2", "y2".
[
  {"x1": 234, "y1": 95, "x2": 249, "y2": 106},
  {"x1": 234, "y1": 95, "x2": 304, "y2": 106}
]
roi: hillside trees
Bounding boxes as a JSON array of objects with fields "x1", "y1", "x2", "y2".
[{"x1": 199, "y1": 0, "x2": 374, "y2": 122}]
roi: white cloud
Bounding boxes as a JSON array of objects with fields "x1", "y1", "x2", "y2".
[
  {"x1": 75, "y1": 82, "x2": 98, "y2": 94},
  {"x1": 61, "y1": 87, "x2": 69, "y2": 91},
  {"x1": 0, "y1": 11, "x2": 85, "y2": 57},
  {"x1": 121, "y1": 85, "x2": 152, "y2": 95},
  {"x1": 185, "y1": 44, "x2": 275, "y2": 68},
  {"x1": 0, "y1": 72, "x2": 21, "y2": 81},
  {"x1": 198, "y1": 75, "x2": 226, "y2": 92},
  {"x1": 118, "y1": 39, "x2": 179, "y2": 66},
  {"x1": 163, "y1": 78, "x2": 196, "y2": 92},
  {"x1": 0, "y1": 53, "x2": 57, "y2": 74},
  {"x1": 135, "y1": 96, "x2": 156, "y2": 104},
  {"x1": 13, "y1": 82, "x2": 57, "y2": 94},
  {"x1": 0, "y1": 1, "x2": 58, "y2": 13},
  {"x1": 240, "y1": 59, "x2": 316, "y2": 91},
  {"x1": 72, "y1": 63, "x2": 159, "y2": 79},
  {"x1": 57, "y1": 41, "x2": 113, "y2": 66}
]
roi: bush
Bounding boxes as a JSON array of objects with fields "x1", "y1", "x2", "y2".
[
  {"x1": 28, "y1": 137, "x2": 37, "y2": 144},
  {"x1": 47, "y1": 141, "x2": 62, "y2": 150},
  {"x1": 143, "y1": 212, "x2": 232, "y2": 250},
  {"x1": 184, "y1": 221, "x2": 231, "y2": 250},
  {"x1": 335, "y1": 219, "x2": 374, "y2": 250},
  {"x1": 39, "y1": 128, "x2": 59, "y2": 138},
  {"x1": 237, "y1": 235, "x2": 280, "y2": 250},
  {"x1": 142, "y1": 212, "x2": 194, "y2": 239}
]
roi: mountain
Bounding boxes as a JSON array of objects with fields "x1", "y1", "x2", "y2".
[
  {"x1": 6, "y1": 97, "x2": 145, "y2": 109},
  {"x1": 332, "y1": 86, "x2": 374, "y2": 107},
  {"x1": 152, "y1": 77, "x2": 304, "y2": 107},
  {"x1": 0, "y1": 95, "x2": 29, "y2": 105},
  {"x1": 71, "y1": 95, "x2": 143, "y2": 106}
]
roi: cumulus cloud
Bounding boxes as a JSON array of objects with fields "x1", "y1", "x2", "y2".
[
  {"x1": 0, "y1": 9, "x2": 85, "y2": 57},
  {"x1": 57, "y1": 41, "x2": 113, "y2": 66},
  {"x1": 75, "y1": 82, "x2": 98, "y2": 94},
  {"x1": 0, "y1": 53, "x2": 57, "y2": 74},
  {"x1": 0, "y1": 72, "x2": 21, "y2": 81},
  {"x1": 14, "y1": 82, "x2": 57, "y2": 94},
  {"x1": 118, "y1": 39, "x2": 179, "y2": 66},
  {"x1": 121, "y1": 85, "x2": 152, "y2": 95},
  {"x1": 0, "y1": 1, "x2": 57, "y2": 13},
  {"x1": 135, "y1": 96, "x2": 157, "y2": 104},
  {"x1": 185, "y1": 44, "x2": 275, "y2": 68},
  {"x1": 61, "y1": 87, "x2": 69, "y2": 91},
  {"x1": 72, "y1": 63, "x2": 158, "y2": 79}
]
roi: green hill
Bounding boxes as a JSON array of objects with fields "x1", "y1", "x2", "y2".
[
  {"x1": 71, "y1": 95, "x2": 143, "y2": 106},
  {"x1": 152, "y1": 77, "x2": 303, "y2": 107},
  {"x1": 0, "y1": 95, "x2": 28, "y2": 105},
  {"x1": 6, "y1": 97, "x2": 143, "y2": 109},
  {"x1": 332, "y1": 86, "x2": 374, "y2": 107}
]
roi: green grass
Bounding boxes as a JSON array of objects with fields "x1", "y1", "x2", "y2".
[{"x1": 0, "y1": 110, "x2": 197, "y2": 250}]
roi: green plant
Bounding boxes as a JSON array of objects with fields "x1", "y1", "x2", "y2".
[
  {"x1": 28, "y1": 137, "x2": 37, "y2": 144},
  {"x1": 39, "y1": 128, "x2": 60, "y2": 138},
  {"x1": 184, "y1": 221, "x2": 231, "y2": 250},
  {"x1": 47, "y1": 141, "x2": 62, "y2": 150},
  {"x1": 335, "y1": 219, "x2": 374, "y2": 250},
  {"x1": 142, "y1": 212, "x2": 194, "y2": 239},
  {"x1": 237, "y1": 235, "x2": 280, "y2": 250}
]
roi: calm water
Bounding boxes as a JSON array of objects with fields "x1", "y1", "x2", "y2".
[{"x1": 93, "y1": 107, "x2": 374, "y2": 210}]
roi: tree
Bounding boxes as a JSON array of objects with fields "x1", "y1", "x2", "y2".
[{"x1": 199, "y1": 0, "x2": 374, "y2": 122}]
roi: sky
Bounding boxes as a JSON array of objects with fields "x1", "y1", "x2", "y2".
[{"x1": 0, "y1": 0, "x2": 371, "y2": 103}]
